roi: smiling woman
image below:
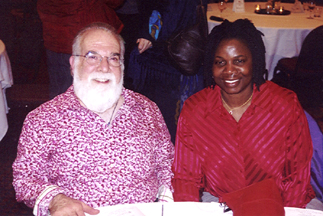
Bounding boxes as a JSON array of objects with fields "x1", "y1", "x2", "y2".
[
  {"x1": 172, "y1": 19, "x2": 317, "y2": 210},
  {"x1": 212, "y1": 38, "x2": 253, "y2": 121},
  {"x1": 203, "y1": 20, "x2": 267, "y2": 122}
]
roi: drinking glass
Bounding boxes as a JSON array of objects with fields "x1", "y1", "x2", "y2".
[
  {"x1": 314, "y1": 7, "x2": 321, "y2": 17},
  {"x1": 307, "y1": 0, "x2": 316, "y2": 19},
  {"x1": 218, "y1": 0, "x2": 227, "y2": 17}
]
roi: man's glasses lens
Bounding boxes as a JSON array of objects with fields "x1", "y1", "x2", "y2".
[{"x1": 85, "y1": 52, "x2": 122, "y2": 67}]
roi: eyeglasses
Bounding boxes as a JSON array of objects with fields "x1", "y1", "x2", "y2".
[{"x1": 74, "y1": 51, "x2": 123, "y2": 67}]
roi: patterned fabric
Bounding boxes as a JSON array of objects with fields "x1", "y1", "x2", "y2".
[
  {"x1": 149, "y1": 10, "x2": 162, "y2": 40},
  {"x1": 12, "y1": 86, "x2": 174, "y2": 216},
  {"x1": 136, "y1": 0, "x2": 208, "y2": 43},
  {"x1": 172, "y1": 81, "x2": 315, "y2": 207}
]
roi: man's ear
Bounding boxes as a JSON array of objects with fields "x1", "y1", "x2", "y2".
[{"x1": 69, "y1": 56, "x2": 75, "y2": 76}]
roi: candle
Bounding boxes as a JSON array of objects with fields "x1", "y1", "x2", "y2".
[
  {"x1": 279, "y1": 6, "x2": 284, "y2": 14},
  {"x1": 255, "y1": 4, "x2": 260, "y2": 12}
]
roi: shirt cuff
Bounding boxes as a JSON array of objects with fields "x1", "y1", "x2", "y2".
[
  {"x1": 157, "y1": 185, "x2": 174, "y2": 202},
  {"x1": 33, "y1": 185, "x2": 66, "y2": 216}
]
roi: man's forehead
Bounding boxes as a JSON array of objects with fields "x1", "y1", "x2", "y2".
[{"x1": 81, "y1": 29, "x2": 120, "y2": 51}]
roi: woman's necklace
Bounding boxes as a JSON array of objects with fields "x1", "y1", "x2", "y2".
[
  {"x1": 107, "y1": 100, "x2": 119, "y2": 126},
  {"x1": 221, "y1": 93, "x2": 253, "y2": 115}
]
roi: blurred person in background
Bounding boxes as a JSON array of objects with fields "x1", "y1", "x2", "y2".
[
  {"x1": 37, "y1": 0, "x2": 124, "y2": 99},
  {"x1": 127, "y1": 0, "x2": 208, "y2": 142}
]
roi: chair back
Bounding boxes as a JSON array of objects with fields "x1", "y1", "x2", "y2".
[
  {"x1": 296, "y1": 25, "x2": 323, "y2": 74},
  {"x1": 293, "y1": 25, "x2": 323, "y2": 108}
]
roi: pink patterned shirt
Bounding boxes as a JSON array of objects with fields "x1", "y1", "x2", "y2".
[{"x1": 12, "y1": 86, "x2": 174, "y2": 216}]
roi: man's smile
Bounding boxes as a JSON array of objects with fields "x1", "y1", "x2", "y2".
[{"x1": 93, "y1": 78, "x2": 110, "y2": 83}]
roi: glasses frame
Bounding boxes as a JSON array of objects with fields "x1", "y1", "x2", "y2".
[{"x1": 74, "y1": 51, "x2": 123, "y2": 67}]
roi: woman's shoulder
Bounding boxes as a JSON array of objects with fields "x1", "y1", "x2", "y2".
[
  {"x1": 257, "y1": 81, "x2": 300, "y2": 109},
  {"x1": 183, "y1": 87, "x2": 219, "y2": 111},
  {"x1": 260, "y1": 81, "x2": 298, "y2": 101}
]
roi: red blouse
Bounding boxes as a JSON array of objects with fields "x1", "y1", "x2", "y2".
[{"x1": 172, "y1": 81, "x2": 315, "y2": 207}]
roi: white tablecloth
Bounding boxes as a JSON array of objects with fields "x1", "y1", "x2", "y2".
[
  {"x1": 207, "y1": 2, "x2": 323, "y2": 80},
  {"x1": 85, "y1": 202, "x2": 323, "y2": 216},
  {"x1": 0, "y1": 40, "x2": 13, "y2": 141}
]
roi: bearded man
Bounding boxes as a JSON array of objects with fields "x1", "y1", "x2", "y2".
[{"x1": 12, "y1": 23, "x2": 174, "y2": 216}]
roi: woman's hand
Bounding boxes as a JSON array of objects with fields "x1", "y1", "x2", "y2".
[
  {"x1": 49, "y1": 194, "x2": 100, "y2": 216},
  {"x1": 137, "y1": 38, "x2": 153, "y2": 54}
]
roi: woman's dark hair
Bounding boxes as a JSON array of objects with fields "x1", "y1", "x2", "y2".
[{"x1": 204, "y1": 19, "x2": 266, "y2": 90}]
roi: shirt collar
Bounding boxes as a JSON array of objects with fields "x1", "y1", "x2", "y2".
[
  {"x1": 209, "y1": 85, "x2": 223, "y2": 112},
  {"x1": 251, "y1": 81, "x2": 270, "y2": 111},
  {"x1": 209, "y1": 82, "x2": 269, "y2": 114}
]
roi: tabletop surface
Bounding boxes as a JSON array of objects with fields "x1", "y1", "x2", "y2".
[{"x1": 207, "y1": 2, "x2": 323, "y2": 29}]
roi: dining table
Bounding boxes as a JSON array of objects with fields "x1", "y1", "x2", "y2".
[
  {"x1": 0, "y1": 39, "x2": 13, "y2": 141},
  {"x1": 207, "y1": 2, "x2": 323, "y2": 80}
]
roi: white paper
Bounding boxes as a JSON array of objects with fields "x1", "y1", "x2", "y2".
[
  {"x1": 291, "y1": 0, "x2": 305, "y2": 13},
  {"x1": 285, "y1": 207, "x2": 323, "y2": 216},
  {"x1": 98, "y1": 206, "x2": 145, "y2": 216},
  {"x1": 86, "y1": 202, "x2": 230, "y2": 216},
  {"x1": 86, "y1": 202, "x2": 323, "y2": 216},
  {"x1": 232, "y1": 0, "x2": 245, "y2": 12}
]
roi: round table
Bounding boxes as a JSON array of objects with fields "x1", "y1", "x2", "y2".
[{"x1": 207, "y1": 2, "x2": 323, "y2": 80}]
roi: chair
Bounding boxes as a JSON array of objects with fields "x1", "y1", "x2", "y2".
[
  {"x1": 272, "y1": 25, "x2": 323, "y2": 108},
  {"x1": 272, "y1": 57, "x2": 298, "y2": 90}
]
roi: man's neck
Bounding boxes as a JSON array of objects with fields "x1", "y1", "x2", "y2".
[{"x1": 94, "y1": 96, "x2": 124, "y2": 125}]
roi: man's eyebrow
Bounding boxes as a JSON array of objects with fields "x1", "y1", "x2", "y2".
[
  {"x1": 86, "y1": 50, "x2": 97, "y2": 54},
  {"x1": 86, "y1": 51, "x2": 120, "y2": 56},
  {"x1": 110, "y1": 53, "x2": 121, "y2": 57}
]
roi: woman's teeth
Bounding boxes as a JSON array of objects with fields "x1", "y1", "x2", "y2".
[{"x1": 225, "y1": 79, "x2": 238, "y2": 84}]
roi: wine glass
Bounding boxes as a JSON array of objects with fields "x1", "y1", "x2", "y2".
[
  {"x1": 307, "y1": 0, "x2": 316, "y2": 19},
  {"x1": 218, "y1": 0, "x2": 227, "y2": 17}
]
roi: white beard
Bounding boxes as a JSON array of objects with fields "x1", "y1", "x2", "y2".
[{"x1": 73, "y1": 68, "x2": 123, "y2": 113}]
